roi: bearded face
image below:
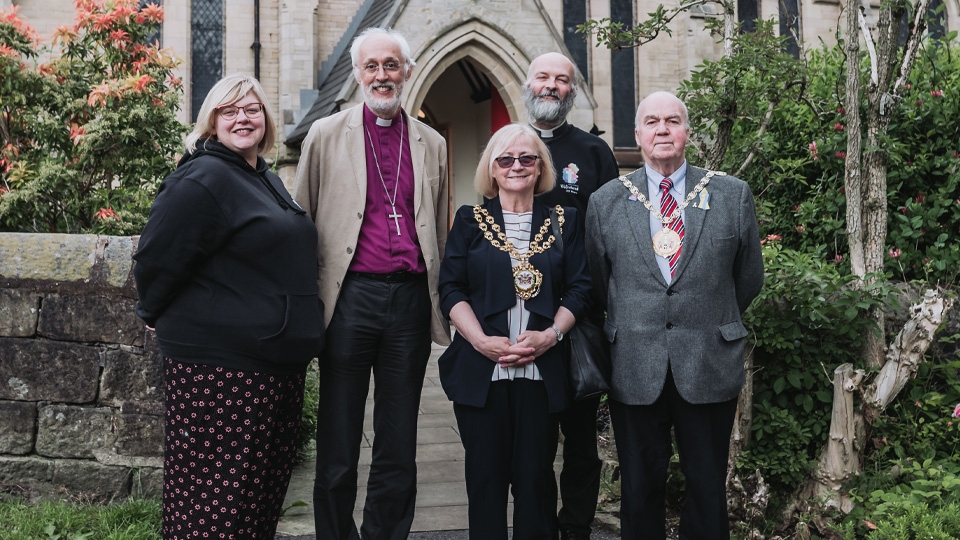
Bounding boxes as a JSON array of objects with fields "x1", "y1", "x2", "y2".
[
  {"x1": 362, "y1": 77, "x2": 404, "y2": 118},
  {"x1": 522, "y1": 83, "x2": 576, "y2": 128},
  {"x1": 354, "y1": 33, "x2": 409, "y2": 119}
]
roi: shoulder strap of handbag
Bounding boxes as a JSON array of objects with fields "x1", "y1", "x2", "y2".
[{"x1": 550, "y1": 205, "x2": 563, "y2": 252}]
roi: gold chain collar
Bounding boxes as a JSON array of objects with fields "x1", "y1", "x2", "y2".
[
  {"x1": 618, "y1": 169, "x2": 723, "y2": 226},
  {"x1": 472, "y1": 205, "x2": 564, "y2": 300}
]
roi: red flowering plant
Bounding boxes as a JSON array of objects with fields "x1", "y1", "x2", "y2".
[{"x1": 0, "y1": 0, "x2": 185, "y2": 234}]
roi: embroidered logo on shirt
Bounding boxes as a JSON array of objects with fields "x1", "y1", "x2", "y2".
[{"x1": 562, "y1": 163, "x2": 580, "y2": 184}]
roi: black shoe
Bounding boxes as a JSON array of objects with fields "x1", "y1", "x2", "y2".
[{"x1": 560, "y1": 529, "x2": 591, "y2": 540}]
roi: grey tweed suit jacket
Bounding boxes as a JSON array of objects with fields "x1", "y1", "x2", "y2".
[{"x1": 585, "y1": 165, "x2": 764, "y2": 405}]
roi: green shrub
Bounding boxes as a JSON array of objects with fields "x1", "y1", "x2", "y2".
[
  {"x1": 738, "y1": 244, "x2": 898, "y2": 501},
  {"x1": 298, "y1": 359, "x2": 319, "y2": 462},
  {"x1": 0, "y1": 0, "x2": 185, "y2": 234}
]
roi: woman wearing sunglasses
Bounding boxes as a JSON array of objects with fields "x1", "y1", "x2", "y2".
[
  {"x1": 438, "y1": 123, "x2": 591, "y2": 539},
  {"x1": 133, "y1": 74, "x2": 325, "y2": 539}
]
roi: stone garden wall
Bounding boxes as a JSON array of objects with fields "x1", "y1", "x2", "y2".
[{"x1": 0, "y1": 233, "x2": 162, "y2": 502}]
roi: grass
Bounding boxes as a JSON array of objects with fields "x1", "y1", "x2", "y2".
[{"x1": 0, "y1": 498, "x2": 160, "y2": 540}]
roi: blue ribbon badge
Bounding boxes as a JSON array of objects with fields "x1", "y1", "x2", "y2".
[{"x1": 697, "y1": 188, "x2": 711, "y2": 210}]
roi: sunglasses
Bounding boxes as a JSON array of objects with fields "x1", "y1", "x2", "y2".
[{"x1": 495, "y1": 155, "x2": 540, "y2": 168}]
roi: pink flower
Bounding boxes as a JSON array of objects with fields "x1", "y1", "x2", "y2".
[
  {"x1": 834, "y1": 254, "x2": 844, "y2": 263},
  {"x1": 888, "y1": 248, "x2": 901, "y2": 259},
  {"x1": 837, "y1": 106, "x2": 845, "y2": 114},
  {"x1": 108, "y1": 28, "x2": 129, "y2": 48},
  {"x1": 792, "y1": 205, "x2": 801, "y2": 212},
  {"x1": 915, "y1": 193, "x2": 926, "y2": 203},
  {"x1": 900, "y1": 207, "x2": 908, "y2": 214},
  {"x1": 93, "y1": 207, "x2": 119, "y2": 221},
  {"x1": 916, "y1": 100, "x2": 924, "y2": 106},
  {"x1": 761, "y1": 234, "x2": 782, "y2": 245},
  {"x1": 68, "y1": 124, "x2": 86, "y2": 145},
  {"x1": 836, "y1": 151, "x2": 846, "y2": 159},
  {"x1": 794, "y1": 225, "x2": 805, "y2": 233},
  {"x1": 953, "y1": 403, "x2": 960, "y2": 418},
  {"x1": 905, "y1": 83, "x2": 912, "y2": 89},
  {"x1": 808, "y1": 141, "x2": 819, "y2": 160},
  {"x1": 833, "y1": 123, "x2": 845, "y2": 131},
  {"x1": 953, "y1": 152, "x2": 960, "y2": 159},
  {"x1": 930, "y1": 89, "x2": 943, "y2": 98}
]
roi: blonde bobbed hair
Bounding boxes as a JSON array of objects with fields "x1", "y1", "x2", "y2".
[{"x1": 474, "y1": 123, "x2": 556, "y2": 199}]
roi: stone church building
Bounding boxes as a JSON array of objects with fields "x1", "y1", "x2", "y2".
[{"x1": 4, "y1": 0, "x2": 956, "y2": 211}]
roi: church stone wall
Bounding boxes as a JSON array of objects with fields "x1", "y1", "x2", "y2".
[{"x1": 0, "y1": 234, "x2": 162, "y2": 502}]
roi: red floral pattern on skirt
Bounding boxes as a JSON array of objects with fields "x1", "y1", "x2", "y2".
[{"x1": 162, "y1": 358, "x2": 305, "y2": 539}]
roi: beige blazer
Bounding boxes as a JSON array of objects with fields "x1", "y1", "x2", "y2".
[{"x1": 292, "y1": 104, "x2": 452, "y2": 345}]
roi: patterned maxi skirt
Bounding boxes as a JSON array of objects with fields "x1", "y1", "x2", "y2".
[{"x1": 162, "y1": 357, "x2": 306, "y2": 539}]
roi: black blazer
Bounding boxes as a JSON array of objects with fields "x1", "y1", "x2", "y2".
[{"x1": 437, "y1": 197, "x2": 591, "y2": 413}]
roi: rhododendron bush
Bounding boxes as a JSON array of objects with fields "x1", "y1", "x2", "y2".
[{"x1": 0, "y1": 0, "x2": 184, "y2": 234}]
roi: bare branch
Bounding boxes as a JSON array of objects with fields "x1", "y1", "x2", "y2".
[
  {"x1": 892, "y1": 0, "x2": 931, "y2": 94},
  {"x1": 867, "y1": 289, "x2": 953, "y2": 411},
  {"x1": 735, "y1": 99, "x2": 775, "y2": 177},
  {"x1": 858, "y1": 9, "x2": 879, "y2": 86}
]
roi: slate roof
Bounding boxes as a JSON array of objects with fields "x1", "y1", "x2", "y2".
[{"x1": 285, "y1": 0, "x2": 397, "y2": 147}]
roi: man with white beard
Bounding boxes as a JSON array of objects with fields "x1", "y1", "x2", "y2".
[
  {"x1": 523, "y1": 52, "x2": 619, "y2": 540},
  {"x1": 293, "y1": 27, "x2": 450, "y2": 540}
]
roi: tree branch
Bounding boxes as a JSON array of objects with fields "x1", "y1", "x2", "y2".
[
  {"x1": 867, "y1": 289, "x2": 953, "y2": 412},
  {"x1": 892, "y1": 0, "x2": 931, "y2": 95},
  {"x1": 735, "y1": 98, "x2": 775, "y2": 177},
  {"x1": 858, "y1": 9, "x2": 879, "y2": 86}
]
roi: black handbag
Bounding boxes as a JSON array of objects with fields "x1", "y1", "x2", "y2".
[{"x1": 550, "y1": 207, "x2": 611, "y2": 400}]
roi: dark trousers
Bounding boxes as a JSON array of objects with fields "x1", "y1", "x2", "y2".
[
  {"x1": 610, "y1": 369, "x2": 737, "y2": 540},
  {"x1": 313, "y1": 275, "x2": 432, "y2": 540},
  {"x1": 454, "y1": 379, "x2": 560, "y2": 540},
  {"x1": 556, "y1": 394, "x2": 603, "y2": 535}
]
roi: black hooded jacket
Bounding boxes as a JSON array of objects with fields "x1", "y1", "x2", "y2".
[{"x1": 133, "y1": 139, "x2": 324, "y2": 374}]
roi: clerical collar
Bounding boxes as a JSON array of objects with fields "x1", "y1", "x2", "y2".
[
  {"x1": 363, "y1": 104, "x2": 402, "y2": 127},
  {"x1": 530, "y1": 122, "x2": 569, "y2": 139}
]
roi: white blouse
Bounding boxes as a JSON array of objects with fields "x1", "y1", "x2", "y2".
[{"x1": 491, "y1": 211, "x2": 542, "y2": 382}]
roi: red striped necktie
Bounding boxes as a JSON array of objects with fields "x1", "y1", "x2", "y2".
[{"x1": 659, "y1": 178, "x2": 684, "y2": 276}]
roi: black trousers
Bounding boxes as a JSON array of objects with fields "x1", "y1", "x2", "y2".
[
  {"x1": 610, "y1": 369, "x2": 737, "y2": 540},
  {"x1": 556, "y1": 394, "x2": 603, "y2": 535},
  {"x1": 313, "y1": 274, "x2": 432, "y2": 540},
  {"x1": 454, "y1": 379, "x2": 560, "y2": 540}
]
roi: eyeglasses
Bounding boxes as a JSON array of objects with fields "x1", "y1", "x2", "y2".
[
  {"x1": 216, "y1": 103, "x2": 265, "y2": 120},
  {"x1": 495, "y1": 155, "x2": 540, "y2": 168},
  {"x1": 358, "y1": 62, "x2": 403, "y2": 74}
]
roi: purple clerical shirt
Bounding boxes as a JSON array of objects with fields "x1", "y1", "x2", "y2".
[{"x1": 348, "y1": 106, "x2": 426, "y2": 274}]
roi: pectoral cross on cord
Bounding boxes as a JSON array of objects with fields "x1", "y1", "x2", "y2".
[
  {"x1": 365, "y1": 115, "x2": 405, "y2": 236},
  {"x1": 388, "y1": 205, "x2": 402, "y2": 236}
]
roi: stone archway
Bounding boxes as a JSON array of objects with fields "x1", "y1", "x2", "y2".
[
  {"x1": 397, "y1": 20, "x2": 534, "y2": 212},
  {"x1": 404, "y1": 19, "x2": 532, "y2": 125}
]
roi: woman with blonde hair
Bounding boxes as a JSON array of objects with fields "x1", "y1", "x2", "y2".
[
  {"x1": 438, "y1": 123, "x2": 591, "y2": 539},
  {"x1": 134, "y1": 74, "x2": 325, "y2": 538}
]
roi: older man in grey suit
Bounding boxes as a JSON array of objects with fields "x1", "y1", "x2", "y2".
[{"x1": 585, "y1": 92, "x2": 764, "y2": 540}]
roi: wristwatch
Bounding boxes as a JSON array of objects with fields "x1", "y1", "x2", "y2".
[{"x1": 551, "y1": 324, "x2": 564, "y2": 342}]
